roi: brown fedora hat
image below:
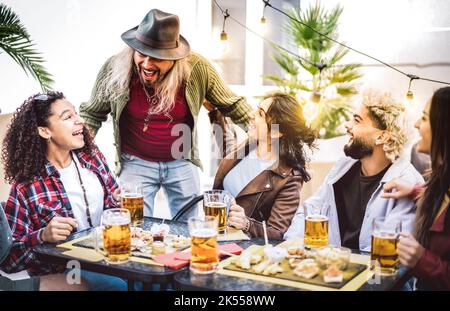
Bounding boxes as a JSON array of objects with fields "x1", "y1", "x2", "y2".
[{"x1": 121, "y1": 9, "x2": 190, "y2": 60}]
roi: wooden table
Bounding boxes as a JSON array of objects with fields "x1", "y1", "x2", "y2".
[
  {"x1": 34, "y1": 217, "x2": 189, "y2": 290},
  {"x1": 34, "y1": 216, "x2": 408, "y2": 291}
]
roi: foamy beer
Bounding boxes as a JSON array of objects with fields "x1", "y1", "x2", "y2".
[
  {"x1": 303, "y1": 204, "x2": 329, "y2": 248},
  {"x1": 203, "y1": 190, "x2": 231, "y2": 234},
  {"x1": 101, "y1": 208, "x2": 131, "y2": 264},
  {"x1": 371, "y1": 217, "x2": 401, "y2": 275},
  {"x1": 188, "y1": 216, "x2": 219, "y2": 274},
  {"x1": 120, "y1": 182, "x2": 144, "y2": 225}
]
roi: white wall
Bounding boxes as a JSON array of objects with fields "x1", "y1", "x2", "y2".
[{"x1": 300, "y1": 0, "x2": 450, "y2": 111}]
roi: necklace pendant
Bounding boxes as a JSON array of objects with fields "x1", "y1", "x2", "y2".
[{"x1": 143, "y1": 124, "x2": 149, "y2": 132}]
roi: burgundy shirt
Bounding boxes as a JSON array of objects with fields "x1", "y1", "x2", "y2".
[
  {"x1": 120, "y1": 75, "x2": 194, "y2": 162},
  {"x1": 412, "y1": 189, "x2": 450, "y2": 290}
]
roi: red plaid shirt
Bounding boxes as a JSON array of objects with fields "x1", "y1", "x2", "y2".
[{"x1": 1, "y1": 149, "x2": 119, "y2": 276}]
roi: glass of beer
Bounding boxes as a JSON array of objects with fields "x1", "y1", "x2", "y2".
[
  {"x1": 188, "y1": 216, "x2": 219, "y2": 274},
  {"x1": 303, "y1": 203, "x2": 329, "y2": 248},
  {"x1": 371, "y1": 217, "x2": 401, "y2": 275},
  {"x1": 97, "y1": 208, "x2": 131, "y2": 264},
  {"x1": 120, "y1": 182, "x2": 144, "y2": 226},
  {"x1": 203, "y1": 190, "x2": 231, "y2": 234}
]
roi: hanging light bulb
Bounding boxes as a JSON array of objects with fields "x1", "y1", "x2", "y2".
[
  {"x1": 310, "y1": 62, "x2": 325, "y2": 103},
  {"x1": 406, "y1": 74, "x2": 419, "y2": 102},
  {"x1": 406, "y1": 90, "x2": 414, "y2": 101},
  {"x1": 259, "y1": 16, "x2": 267, "y2": 35},
  {"x1": 303, "y1": 100, "x2": 319, "y2": 124},
  {"x1": 219, "y1": 30, "x2": 229, "y2": 54},
  {"x1": 218, "y1": 9, "x2": 230, "y2": 55},
  {"x1": 260, "y1": 0, "x2": 269, "y2": 36},
  {"x1": 310, "y1": 91, "x2": 321, "y2": 103}
]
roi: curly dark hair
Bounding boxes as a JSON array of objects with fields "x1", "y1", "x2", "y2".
[
  {"x1": 264, "y1": 92, "x2": 317, "y2": 182},
  {"x1": 1, "y1": 91, "x2": 96, "y2": 184}
]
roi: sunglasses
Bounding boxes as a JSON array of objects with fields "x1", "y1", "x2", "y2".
[{"x1": 33, "y1": 94, "x2": 49, "y2": 102}]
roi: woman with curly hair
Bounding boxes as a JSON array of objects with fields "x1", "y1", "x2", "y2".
[
  {"x1": 1, "y1": 91, "x2": 126, "y2": 290},
  {"x1": 383, "y1": 87, "x2": 450, "y2": 290},
  {"x1": 212, "y1": 92, "x2": 316, "y2": 239}
]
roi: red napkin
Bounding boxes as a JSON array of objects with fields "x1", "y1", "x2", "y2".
[{"x1": 152, "y1": 243, "x2": 244, "y2": 270}]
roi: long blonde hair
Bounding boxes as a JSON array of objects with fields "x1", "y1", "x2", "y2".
[{"x1": 94, "y1": 46, "x2": 191, "y2": 115}]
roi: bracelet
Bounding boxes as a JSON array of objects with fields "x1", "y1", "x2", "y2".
[{"x1": 244, "y1": 217, "x2": 251, "y2": 232}]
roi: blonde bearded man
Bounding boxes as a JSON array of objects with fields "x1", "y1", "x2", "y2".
[{"x1": 285, "y1": 90, "x2": 424, "y2": 251}]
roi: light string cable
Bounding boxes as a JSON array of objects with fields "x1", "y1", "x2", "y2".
[
  {"x1": 212, "y1": 0, "x2": 323, "y2": 70},
  {"x1": 263, "y1": 0, "x2": 450, "y2": 86}
]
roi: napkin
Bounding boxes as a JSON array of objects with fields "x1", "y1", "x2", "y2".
[
  {"x1": 152, "y1": 243, "x2": 244, "y2": 270},
  {"x1": 218, "y1": 228, "x2": 250, "y2": 241}
]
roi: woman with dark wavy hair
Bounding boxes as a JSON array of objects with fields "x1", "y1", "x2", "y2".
[
  {"x1": 1, "y1": 91, "x2": 126, "y2": 290},
  {"x1": 213, "y1": 92, "x2": 316, "y2": 239},
  {"x1": 383, "y1": 87, "x2": 450, "y2": 290}
]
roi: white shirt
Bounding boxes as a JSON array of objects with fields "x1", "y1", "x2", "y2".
[
  {"x1": 58, "y1": 153, "x2": 104, "y2": 230},
  {"x1": 223, "y1": 149, "x2": 276, "y2": 197}
]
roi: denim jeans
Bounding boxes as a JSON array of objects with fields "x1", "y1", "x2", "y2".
[
  {"x1": 119, "y1": 154, "x2": 201, "y2": 221},
  {"x1": 79, "y1": 270, "x2": 127, "y2": 291}
]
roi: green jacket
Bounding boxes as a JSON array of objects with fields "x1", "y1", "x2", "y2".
[{"x1": 80, "y1": 52, "x2": 252, "y2": 174}]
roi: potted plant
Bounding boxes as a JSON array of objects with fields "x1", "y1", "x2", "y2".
[{"x1": 264, "y1": 1, "x2": 362, "y2": 140}]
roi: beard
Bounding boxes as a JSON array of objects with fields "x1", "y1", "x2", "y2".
[
  {"x1": 343, "y1": 137, "x2": 374, "y2": 159},
  {"x1": 136, "y1": 66, "x2": 166, "y2": 88}
]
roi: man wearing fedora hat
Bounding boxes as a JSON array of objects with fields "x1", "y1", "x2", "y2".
[{"x1": 80, "y1": 9, "x2": 252, "y2": 220}]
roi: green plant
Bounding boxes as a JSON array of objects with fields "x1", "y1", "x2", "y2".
[
  {"x1": 0, "y1": 3, "x2": 53, "y2": 91},
  {"x1": 264, "y1": 2, "x2": 362, "y2": 138}
]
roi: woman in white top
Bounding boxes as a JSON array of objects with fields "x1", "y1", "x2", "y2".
[
  {"x1": 1, "y1": 91, "x2": 124, "y2": 290},
  {"x1": 212, "y1": 92, "x2": 316, "y2": 239}
]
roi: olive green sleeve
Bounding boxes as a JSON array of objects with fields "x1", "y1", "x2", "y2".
[
  {"x1": 195, "y1": 57, "x2": 252, "y2": 129},
  {"x1": 79, "y1": 60, "x2": 113, "y2": 136}
]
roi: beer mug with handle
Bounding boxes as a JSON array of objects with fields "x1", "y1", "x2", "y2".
[
  {"x1": 120, "y1": 182, "x2": 144, "y2": 226},
  {"x1": 188, "y1": 216, "x2": 219, "y2": 274},
  {"x1": 303, "y1": 203, "x2": 329, "y2": 248},
  {"x1": 203, "y1": 190, "x2": 232, "y2": 234},
  {"x1": 371, "y1": 217, "x2": 401, "y2": 275},
  {"x1": 94, "y1": 208, "x2": 131, "y2": 264}
]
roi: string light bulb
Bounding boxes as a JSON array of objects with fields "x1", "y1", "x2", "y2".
[
  {"x1": 303, "y1": 100, "x2": 320, "y2": 124},
  {"x1": 310, "y1": 61, "x2": 326, "y2": 103},
  {"x1": 310, "y1": 91, "x2": 321, "y2": 103},
  {"x1": 260, "y1": 0, "x2": 269, "y2": 35},
  {"x1": 406, "y1": 90, "x2": 414, "y2": 100},
  {"x1": 218, "y1": 9, "x2": 230, "y2": 55},
  {"x1": 219, "y1": 30, "x2": 229, "y2": 54},
  {"x1": 406, "y1": 74, "x2": 419, "y2": 101},
  {"x1": 259, "y1": 16, "x2": 267, "y2": 35}
]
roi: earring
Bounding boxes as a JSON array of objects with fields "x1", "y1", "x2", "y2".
[{"x1": 47, "y1": 137, "x2": 51, "y2": 143}]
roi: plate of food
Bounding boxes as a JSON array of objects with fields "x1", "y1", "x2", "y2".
[
  {"x1": 130, "y1": 227, "x2": 191, "y2": 257},
  {"x1": 223, "y1": 243, "x2": 366, "y2": 289}
]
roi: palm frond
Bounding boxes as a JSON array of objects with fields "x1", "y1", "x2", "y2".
[
  {"x1": 0, "y1": 3, "x2": 53, "y2": 91},
  {"x1": 271, "y1": 2, "x2": 362, "y2": 138}
]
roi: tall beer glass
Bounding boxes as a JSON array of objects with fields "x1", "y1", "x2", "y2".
[
  {"x1": 100, "y1": 208, "x2": 131, "y2": 264},
  {"x1": 371, "y1": 217, "x2": 401, "y2": 275},
  {"x1": 121, "y1": 182, "x2": 144, "y2": 226},
  {"x1": 188, "y1": 216, "x2": 219, "y2": 274},
  {"x1": 203, "y1": 190, "x2": 231, "y2": 234},
  {"x1": 304, "y1": 203, "x2": 329, "y2": 248}
]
